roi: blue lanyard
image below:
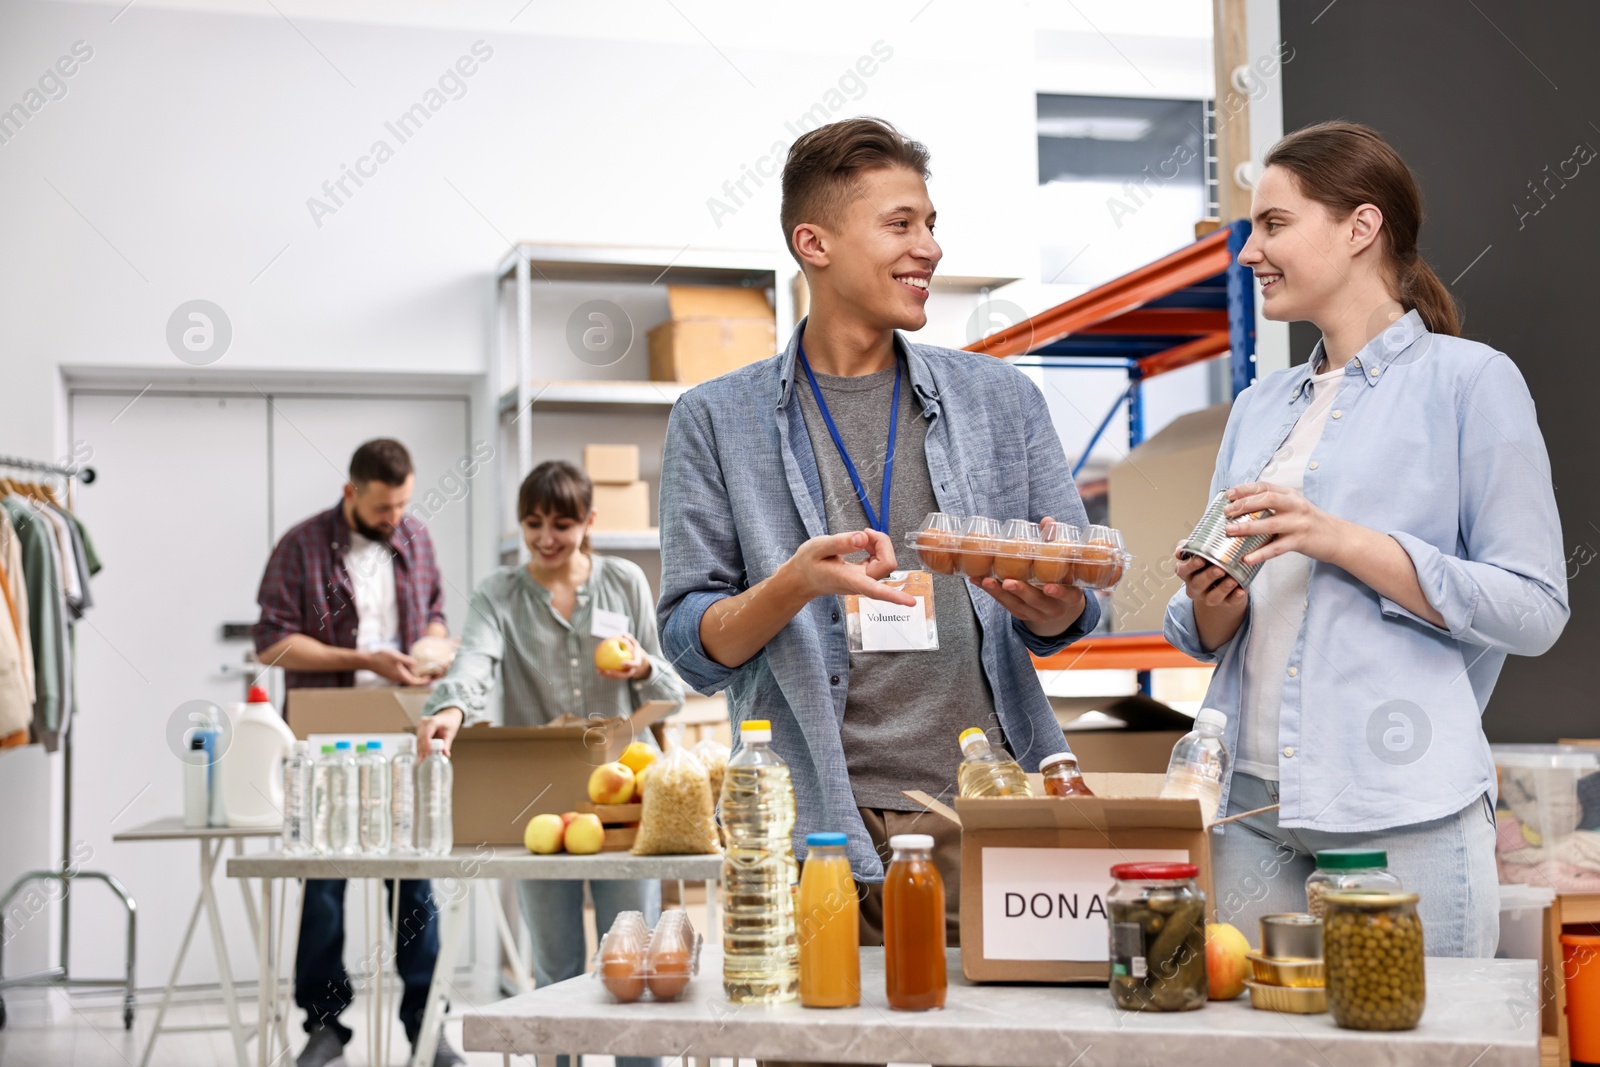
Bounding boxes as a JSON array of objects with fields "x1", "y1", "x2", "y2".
[{"x1": 796, "y1": 339, "x2": 900, "y2": 535}]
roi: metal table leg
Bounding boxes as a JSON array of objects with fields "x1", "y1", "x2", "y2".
[
  {"x1": 197, "y1": 838, "x2": 252, "y2": 1067},
  {"x1": 408, "y1": 880, "x2": 468, "y2": 1067}
]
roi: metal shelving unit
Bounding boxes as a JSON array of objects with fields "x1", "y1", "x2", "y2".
[{"x1": 963, "y1": 219, "x2": 1256, "y2": 676}]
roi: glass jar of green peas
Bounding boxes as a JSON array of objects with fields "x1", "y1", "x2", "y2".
[{"x1": 1322, "y1": 890, "x2": 1425, "y2": 1030}]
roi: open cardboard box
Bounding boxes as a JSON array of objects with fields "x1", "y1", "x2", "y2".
[
  {"x1": 450, "y1": 700, "x2": 676, "y2": 847},
  {"x1": 908, "y1": 772, "x2": 1213, "y2": 984},
  {"x1": 285, "y1": 686, "x2": 434, "y2": 738}
]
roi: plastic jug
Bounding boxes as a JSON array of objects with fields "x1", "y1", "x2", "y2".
[{"x1": 220, "y1": 686, "x2": 296, "y2": 828}]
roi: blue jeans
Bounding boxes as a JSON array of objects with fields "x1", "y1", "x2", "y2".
[
  {"x1": 296, "y1": 878, "x2": 439, "y2": 1042},
  {"x1": 516, "y1": 878, "x2": 662, "y2": 1067},
  {"x1": 1213, "y1": 773, "x2": 1500, "y2": 957}
]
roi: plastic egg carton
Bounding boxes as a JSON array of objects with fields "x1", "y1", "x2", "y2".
[
  {"x1": 594, "y1": 909, "x2": 701, "y2": 1003},
  {"x1": 905, "y1": 512, "x2": 1133, "y2": 589}
]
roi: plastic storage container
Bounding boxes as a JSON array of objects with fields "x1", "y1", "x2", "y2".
[
  {"x1": 1304, "y1": 849, "x2": 1402, "y2": 918},
  {"x1": 907, "y1": 513, "x2": 1133, "y2": 590},
  {"x1": 595, "y1": 910, "x2": 703, "y2": 1003},
  {"x1": 1496, "y1": 882, "x2": 1555, "y2": 964},
  {"x1": 1491, "y1": 743, "x2": 1600, "y2": 893},
  {"x1": 1107, "y1": 862, "x2": 1207, "y2": 1012},
  {"x1": 1322, "y1": 890, "x2": 1425, "y2": 1031}
]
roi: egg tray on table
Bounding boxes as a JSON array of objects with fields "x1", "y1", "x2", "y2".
[
  {"x1": 594, "y1": 910, "x2": 701, "y2": 1003},
  {"x1": 905, "y1": 513, "x2": 1133, "y2": 590}
]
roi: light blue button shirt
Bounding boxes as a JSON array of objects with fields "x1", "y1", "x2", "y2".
[
  {"x1": 1165, "y1": 311, "x2": 1568, "y2": 833},
  {"x1": 658, "y1": 320, "x2": 1100, "y2": 880}
]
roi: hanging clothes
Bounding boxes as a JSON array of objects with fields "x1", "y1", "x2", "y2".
[
  {"x1": 0, "y1": 495, "x2": 70, "y2": 751},
  {"x1": 0, "y1": 506, "x2": 36, "y2": 703}
]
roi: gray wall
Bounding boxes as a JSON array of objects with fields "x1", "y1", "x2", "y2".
[{"x1": 1279, "y1": 0, "x2": 1599, "y2": 741}]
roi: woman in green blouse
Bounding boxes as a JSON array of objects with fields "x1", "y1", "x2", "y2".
[{"x1": 418, "y1": 462, "x2": 682, "y2": 1052}]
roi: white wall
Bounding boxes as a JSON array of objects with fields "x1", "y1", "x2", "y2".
[{"x1": 0, "y1": 0, "x2": 1218, "y2": 985}]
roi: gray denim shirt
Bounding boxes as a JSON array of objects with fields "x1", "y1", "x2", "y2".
[{"x1": 658, "y1": 320, "x2": 1100, "y2": 880}]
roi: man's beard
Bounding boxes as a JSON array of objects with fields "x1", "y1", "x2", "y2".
[{"x1": 351, "y1": 511, "x2": 395, "y2": 543}]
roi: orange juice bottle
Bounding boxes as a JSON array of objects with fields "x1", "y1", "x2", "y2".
[
  {"x1": 883, "y1": 834, "x2": 946, "y2": 1011},
  {"x1": 797, "y1": 832, "x2": 860, "y2": 1007}
]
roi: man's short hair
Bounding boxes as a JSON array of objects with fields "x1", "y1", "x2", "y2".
[
  {"x1": 349, "y1": 438, "x2": 413, "y2": 487},
  {"x1": 780, "y1": 116, "x2": 931, "y2": 267}
]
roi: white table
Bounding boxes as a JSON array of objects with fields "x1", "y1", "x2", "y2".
[
  {"x1": 462, "y1": 946, "x2": 1541, "y2": 1067},
  {"x1": 227, "y1": 849, "x2": 723, "y2": 1067},
  {"x1": 111, "y1": 817, "x2": 285, "y2": 1067}
]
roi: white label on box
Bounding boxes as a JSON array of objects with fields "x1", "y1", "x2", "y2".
[
  {"x1": 980, "y1": 847, "x2": 1188, "y2": 962},
  {"x1": 590, "y1": 608, "x2": 629, "y2": 640}
]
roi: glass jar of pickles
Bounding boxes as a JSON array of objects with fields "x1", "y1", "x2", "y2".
[
  {"x1": 1107, "y1": 863, "x2": 1207, "y2": 1012},
  {"x1": 1304, "y1": 849, "x2": 1402, "y2": 918},
  {"x1": 1322, "y1": 890, "x2": 1425, "y2": 1031}
]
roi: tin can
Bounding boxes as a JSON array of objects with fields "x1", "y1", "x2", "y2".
[{"x1": 1180, "y1": 489, "x2": 1276, "y2": 588}]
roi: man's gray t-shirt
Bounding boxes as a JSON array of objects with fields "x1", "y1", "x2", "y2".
[{"x1": 797, "y1": 357, "x2": 999, "y2": 810}]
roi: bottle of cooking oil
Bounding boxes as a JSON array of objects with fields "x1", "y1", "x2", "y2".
[
  {"x1": 957, "y1": 727, "x2": 1034, "y2": 798},
  {"x1": 721, "y1": 719, "x2": 800, "y2": 1003}
]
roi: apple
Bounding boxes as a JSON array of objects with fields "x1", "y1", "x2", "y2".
[
  {"x1": 634, "y1": 762, "x2": 651, "y2": 799},
  {"x1": 587, "y1": 761, "x2": 636, "y2": 805},
  {"x1": 1206, "y1": 921, "x2": 1252, "y2": 1000},
  {"x1": 594, "y1": 636, "x2": 631, "y2": 673},
  {"x1": 560, "y1": 811, "x2": 581, "y2": 829},
  {"x1": 524, "y1": 813, "x2": 566, "y2": 855},
  {"x1": 564, "y1": 812, "x2": 605, "y2": 855}
]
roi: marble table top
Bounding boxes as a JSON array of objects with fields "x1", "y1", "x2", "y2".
[
  {"x1": 225, "y1": 847, "x2": 722, "y2": 882},
  {"x1": 463, "y1": 946, "x2": 1540, "y2": 1066},
  {"x1": 113, "y1": 815, "x2": 282, "y2": 841}
]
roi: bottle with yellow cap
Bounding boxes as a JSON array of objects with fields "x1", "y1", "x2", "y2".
[
  {"x1": 957, "y1": 727, "x2": 1034, "y2": 798},
  {"x1": 721, "y1": 719, "x2": 800, "y2": 1002}
]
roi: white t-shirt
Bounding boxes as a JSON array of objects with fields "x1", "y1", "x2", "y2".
[
  {"x1": 1236, "y1": 361, "x2": 1346, "y2": 780},
  {"x1": 345, "y1": 531, "x2": 400, "y2": 688}
]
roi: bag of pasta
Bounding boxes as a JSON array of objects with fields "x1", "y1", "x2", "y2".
[
  {"x1": 690, "y1": 738, "x2": 731, "y2": 810},
  {"x1": 631, "y1": 727, "x2": 721, "y2": 856}
]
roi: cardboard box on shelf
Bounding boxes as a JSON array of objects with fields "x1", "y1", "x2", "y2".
[
  {"x1": 591, "y1": 481, "x2": 651, "y2": 531},
  {"x1": 583, "y1": 444, "x2": 640, "y2": 485},
  {"x1": 285, "y1": 687, "x2": 433, "y2": 739},
  {"x1": 648, "y1": 285, "x2": 776, "y2": 385},
  {"x1": 1108, "y1": 403, "x2": 1229, "y2": 632},
  {"x1": 451, "y1": 700, "x2": 677, "y2": 847},
  {"x1": 908, "y1": 772, "x2": 1213, "y2": 984}
]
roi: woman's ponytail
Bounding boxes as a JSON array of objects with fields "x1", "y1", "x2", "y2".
[{"x1": 1265, "y1": 121, "x2": 1462, "y2": 338}]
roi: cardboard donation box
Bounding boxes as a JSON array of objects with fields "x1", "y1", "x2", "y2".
[
  {"x1": 910, "y1": 772, "x2": 1213, "y2": 984},
  {"x1": 648, "y1": 285, "x2": 776, "y2": 384},
  {"x1": 1108, "y1": 402, "x2": 1229, "y2": 633},
  {"x1": 285, "y1": 687, "x2": 433, "y2": 738},
  {"x1": 449, "y1": 700, "x2": 676, "y2": 847},
  {"x1": 583, "y1": 444, "x2": 640, "y2": 485},
  {"x1": 591, "y1": 481, "x2": 651, "y2": 531}
]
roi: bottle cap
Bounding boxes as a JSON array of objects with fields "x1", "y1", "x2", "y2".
[
  {"x1": 1039, "y1": 751, "x2": 1079, "y2": 772},
  {"x1": 958, "y1": 727, "x2": 988, "y2": 751},
  {"x1": 1315, "y1": 848, "x2": 1388, "y2": 870},
  {"x1": 805, "y1": 832, "x2": 848, "y2": 848},
  {"x1": 321, "y1": 744, "x2": 335, "y2": 754},
  {"x1": 355, "y1": 743, "x2": 366, "y2": 753},
  {"x1": 335, "y1": 740, "x2": 353, "y2": 750},
  {"x1": 430, "y1": 738, "x2": 446, "y2": 753},
  {"x1": 889, "y1": 834, "x2": 934, "y2": 852},
  {"x1": 740, "y1": 720, "x2": 771, "y2": 742},
  {"x1": 366, "y1": 740, "x2": 382, "y2": 751},
  {"x1": 292, "y1": 740, "x2": 309, "y2": 753},
  {"x1": 1195, "y1": 708, "x2": 1227, "y2": 731},
  {"x1": 247, "y1": 685, "x2": 272, "y2": 705},
  {"x1": 1111, "y1": 862, "x2": 1199, "y2": 881}
]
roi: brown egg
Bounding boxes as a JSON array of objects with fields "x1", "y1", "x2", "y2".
[
  {"x1": 646, "y1": 948, "x2": 692, "y2": 1000},
  {"x1": 1079, "y1": 539, "x2": 1118, "y2": 588},
  {"x1": 601, "y1": 951, "x2": 646, "y2": 1002},
  {"x1": 916, "y1": 531, "x2": 959, "y2": 575},
  {"x1": 1031, "y1": 542, "x2": 1072, "y2": 585},
  {"x1": 992, "y1": 539, "x2": 1033, "y2": 582},
  {"x1": 959, "y1": 535, "x2": 996, "y2": 578}
]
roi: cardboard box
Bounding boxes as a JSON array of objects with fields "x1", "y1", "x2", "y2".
[
  {"x1": 1057, "y1": 730, "x2": 1188, "y2": 774},
  {"x1": 648, "y1": 285, "x2": 776, "y2": 384},
  {"x1": 285, "y1": 687, "x2": 433, "y2": 738},
  {"x1": 1108, "y1": 403, "x2": 1230, "y2": 632},
  {"x1": 583, "y1": 444, "x2": 640, "y2": 485},
  {"x1": 590, "y1": 481, "x2": 651, "y2": 531},
  {"x1": 910, "y1": 772, "x2": 1213, "y2": 984},
  {"x1": 450, "y1": 701, "x2": 676, "y2": 847}
]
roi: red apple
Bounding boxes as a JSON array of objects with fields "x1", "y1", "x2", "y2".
[
  {"x1": 587, "y1": 761, "x2": 636, "y2": 805},
  {"x1": 564, "y1": 813, "x2": 605, "y2": 855}
]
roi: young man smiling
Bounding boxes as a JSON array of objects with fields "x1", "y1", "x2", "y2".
[{"x1": 658, "y1": 117, "x2": 1098, "y2": 940}]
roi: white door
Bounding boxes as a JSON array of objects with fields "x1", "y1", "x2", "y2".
[{"x1": 68, "y1": 392, "x2": 271, "y2": 987}]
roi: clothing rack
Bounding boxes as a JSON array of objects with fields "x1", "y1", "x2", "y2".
[{"x1": 0, "y1": 452, "x2": 134, "y2": 1031}]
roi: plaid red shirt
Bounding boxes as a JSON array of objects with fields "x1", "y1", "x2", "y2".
[{"x1": 252, "y1": 502, "x2": 446, "y2": 690}]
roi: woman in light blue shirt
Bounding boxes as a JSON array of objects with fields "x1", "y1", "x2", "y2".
[
  {"x1": 1165, "y1": 122, "x2": 1568, "y2": 956},
  {"x1": 418, "y1": 462, "x2": 682, "y2": 1062}
]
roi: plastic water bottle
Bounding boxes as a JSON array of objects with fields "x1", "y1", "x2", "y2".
[
  {"x1": 956, "y1": 727, "x2": 1034, "y2": 798},
  {"x1": 311, "y1": 743, "x2": 335, "y2": 854},
  {"x1": 416, "y1": 739, "x2": 453, "y2": 855},
  {"x1": 721, "y1": 719, "x2": 799, "y2": 1003},
  {"x1": 390, "y1": 736, "x2": 417, "y2": 854},
  {"x1": 327, "y1": 740, "x2": 360, "y2": 856},
  {"x1": 281, "y1": 740, "x2": 313, "y2": 855},
  {"x1": 358, "y1": 740, "x2": 391, "y2": 854},
  {"x1": 1158, "y1": 707, "x2": 1231, "y2": 822}
]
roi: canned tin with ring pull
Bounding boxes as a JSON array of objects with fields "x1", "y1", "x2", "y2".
[{"x1": 1180, "y1": 488, "x2": 1277, "y2": 588}]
